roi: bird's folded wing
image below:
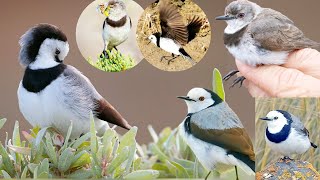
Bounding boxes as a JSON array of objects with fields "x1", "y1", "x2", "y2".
[
  {"x1": 190, "y1": 122, "x2": 255, "y2": 161},
  {"x1": 158, "y1": 1, "x2": 188, "y2": 45},
  {"x1": 62, "y1": 66, "x2": 131, "y2": 130},
  {"x1": 187, "y1": 16, "x2": 203, "y2": 42},
  {"x1": 250, "y1": 9, "x2": 319, "y2": 51}
]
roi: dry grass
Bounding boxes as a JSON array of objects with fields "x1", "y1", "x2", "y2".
[{"x1": 255, "y1": 98, "x2": 320, "y2": 171}]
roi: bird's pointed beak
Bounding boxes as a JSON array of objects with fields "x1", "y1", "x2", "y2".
[
  {"x1": 177, "y1": 96, "x2": 196, "y2": 102},
  {"x1": 215, "y1": 15, "x2": 236, "y2": 21},
  {"x1": 260, "y1": 117, "x2": 272, "y2": 121}
]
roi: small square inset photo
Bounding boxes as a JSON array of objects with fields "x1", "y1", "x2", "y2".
[{"x1": 255, "y1": 98, "x2": 320, "y2": 179}]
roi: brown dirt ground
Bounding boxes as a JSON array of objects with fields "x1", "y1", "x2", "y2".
[{"x1": 136, "y1": 0, "x2": 212, "y2": 72}]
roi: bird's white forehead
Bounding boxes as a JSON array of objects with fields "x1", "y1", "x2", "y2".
[
  {"x1": 187, "y1": 88, "x2": 210, "y2": 98},
  {"x1": 266, "y1": 111, "x2": 283, "y2": 118}
]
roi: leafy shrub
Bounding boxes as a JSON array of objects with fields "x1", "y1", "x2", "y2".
[
  {"x1": 88, "y1": 49, "x2": 135, "y2": 72},
  {"x1": 0, "y1": 116, "x2": 158, "y2": 179}
]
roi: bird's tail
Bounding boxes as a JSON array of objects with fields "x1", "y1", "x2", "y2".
[
  {"x1": 311, "y1": 142, "x2": 318, "y2": 148},
  {"x1": 228, "y1": 154, "x2": 255, "y2": 176},
  {"x1": 179, "y1": 48, "x2": 196, "y2": 65}
]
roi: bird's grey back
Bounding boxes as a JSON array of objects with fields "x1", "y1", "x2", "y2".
[
  {"x1": 190, "y1": 102, "x2": 244, "y2": 130},
  {"x1": 61, "y1": 65, "x2": 102, "y2": 120},
  {"x1": 289, "y1": 113, "x2": 307, "y2": 135},
  {"x1": 249, "y1": 8, "x2": 319, "y2": 51}
]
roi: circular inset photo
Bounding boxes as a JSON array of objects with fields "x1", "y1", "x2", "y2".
[
  {"x1": 136, "y1": 0, "x2": 211, "y2": 71},
  {"x1": 76, "y1": 0, "x2": 144, "y2": 72}
]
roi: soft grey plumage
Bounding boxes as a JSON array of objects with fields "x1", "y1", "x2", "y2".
[{"x1": 178, "y1": 88, "x2": 255, "y2": 179}]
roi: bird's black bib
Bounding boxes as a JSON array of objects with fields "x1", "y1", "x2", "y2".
[{"x1": 22, "y1": 64, "x2": 67, "y2": 93}]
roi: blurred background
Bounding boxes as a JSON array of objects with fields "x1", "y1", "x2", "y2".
[
  {"x1": 1, "y1": 0, "x2": 320, "y2": 144},
  {"x1": 255, "y1": 98, "x2": 320, "y2": 171}
]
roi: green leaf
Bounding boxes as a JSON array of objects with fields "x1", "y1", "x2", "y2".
[
  {"x1": 12, "y1": 121, "x2": 21, "y2": 147},
  {"x1": 165, "y1": 160, "x2": 189, "y2": 178},
  {"x1": 124, "y1": 170, "x2": 160, "y2": 179},
  {"x1": 0, "y1": 143, "x2": 15, "y2": 177},
  {"x1": 212, "y1": 68, "x2": 225, "y2": 101},
  {"x1": 61, "y1": 121, "x2": 73, "y2": 150},
  {"x1": 0, "y1": 118, "x2": 6, "y2": 129},
  {"x1": 148, "y1": 125, "x2": 159, "y2": 143},
  {"x1": 33, "y1": 166, "x2": 38, "y2": 179},
  {"x1": 107, "y1": 147, "x2": 130, "y2": 175},
  {"x1": 45, "y1": 133, "x2": 58, "y2": 166},
  {"x1": 21, "y1": 166, "x2": 28, "y2": 179},
  {"x1": 1, "y1": 170, "x2": 11, "y2": 179},
  {"x1": 58, "y1": 148, "x2": 74, "y2": 173},
  {"x1": 67, "y1": 169, "x2": 93, "y2": 179},
  {"x1": 37, "y1": 172, "x2": 49, "y2": 179},
  {"x1": 71, "y1": 150, "x2": 91, "y2": 169},
  {"x1": 72, "y1": 132, "x2": 91, "y2": 149},
  {"x1": 90, "y1": 112, "x2": 97, "y2": 153},
  {"x1": 38, "y1": 158, "x2": 49, "y2": 176},
  {"x1": 34, "y1": 127, "x2": 49, "y2": 149},
  {"x1": 102, "y1": 129, "x2": 116, "y2": 161},
  {"x1": 150, "y1": 144, "x2": 169, "y2": 162},
  {"x1": 118, "y1": 127, "x2": 138, "y2": 152}
]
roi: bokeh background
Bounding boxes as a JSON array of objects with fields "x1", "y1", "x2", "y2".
[
  {"x1": 255, "y1": 98, "x2": 320, "y2": 171},
  {"x1": 1, "y1": 0, "x2": 320, "y2": 144}
]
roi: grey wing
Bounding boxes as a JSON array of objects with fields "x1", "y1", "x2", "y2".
[
  {"x1": 290, "y1": 114, "x2": 309, "y2": 136},
  {"x1": 61, "y1": 65, "x2": 102, "y2": 120},
  {"x1": 249, "y1": 9, "x2": 319, "y2": 51},
  {"x1": 191, "y1": 102, "x2": 243, "y2": 130}
]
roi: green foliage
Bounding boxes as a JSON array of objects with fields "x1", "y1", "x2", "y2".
[
  {"x1": 137, "y1": 126, "x2": 209, "y2": 178},
  {"x1": 88, "y1": 49, "x2": 135, "y2": 72},
  {"x1": 212, "y1": 68, "x2": 225, "y2": 101},
  {"x1": 0, "y1": 117, "x2": 158, "y2": 179},
  {"x1": 256, "y1": 98, "x2": 320, "y2": 171}
]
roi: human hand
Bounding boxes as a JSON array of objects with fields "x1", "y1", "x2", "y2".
[{"x1": 236, "y1": 48, "x2": 320, "y2": 97}]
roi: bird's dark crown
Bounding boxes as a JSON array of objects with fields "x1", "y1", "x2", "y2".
[
  {"x1": 19, "y1": 24, "x2": 67, "y2": 67},
  {"x1": 276, "y1": 110, "x2": 293, "y2": 124},
  {"x1": 203, "y1": 88, "x2": 223, "y2": 106}
]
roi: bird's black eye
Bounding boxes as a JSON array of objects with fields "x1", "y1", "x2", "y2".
[
  {"x1": 274, "y1": 116, "x2": 278, "y2": 120},
  {"x1": 55, "y1": 49, "x2": 61, "y2": 55},
  {"x1": 238, "y1": 13, "x2": 245, "y2": 18},
  {"x1": 199, "y1": 96, "x2": 205, "y2": 101}
]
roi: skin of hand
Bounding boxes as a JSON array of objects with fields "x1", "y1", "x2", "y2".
[{"x1": 236, "y1": 48, "x2": 320, "y2": 97}]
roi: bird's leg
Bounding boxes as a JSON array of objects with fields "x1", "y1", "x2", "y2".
[
  {"x1": 160, "y1": 54, "x2": 178, "y2": 65},
  {"x1": 223, "y1": 70, "x2": 239, "y2": 81},
  {"x1": 100, "y1": 40, "x2": 109, "y2": 59},
  {"x1": 235, "y1": 166, "x2": 239, "y2": 180},
  {"x1": 223, "y1": 70, "x2": 247, "y2": 88},
  {"x1": 231, "y1": 76, "x2": 246, "y2": 88},
  {"x1": 205, "y1": 171, "x2": 211, "y2": 180}
]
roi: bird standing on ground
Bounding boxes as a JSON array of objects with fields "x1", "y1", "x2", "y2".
[
  {"x1": 260, "y1": 110, "x2": 317, "y2": 159},
  {"x1": 148, "y1": 1, "x2": 203, "y2": 65},
  {"x1": 216, "y1": 0, "x2": 319, "y2": 87},
  {"x1": 17, "y1": 24, "x2": 131, "y2": 139},
  {"x1": 178, "y1": 88, "x2": 255, "y2": 180},
  {"x1": 99, "y1": 0, "x2": 132, "y2": 58}
]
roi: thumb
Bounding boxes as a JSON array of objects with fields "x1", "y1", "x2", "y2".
[{"x1": 236, "y1": 60, "x2": 320, "y2": 97}]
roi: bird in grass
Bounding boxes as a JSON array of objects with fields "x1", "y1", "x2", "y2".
[
  {"x1": 178, "y1": 88, "x2": 255, "y2": 180},
  {"x1": 260, "y1": 110, "x2": 317, "y2": 159},
  {"x1": 148, "y1": 0, "x2": 203, "y2": 65},
  {"x1": 216, "y1": 0, "x2": 319, "y2": 87},
  {"x1": 98, "y1": 0, "x2": 132, "y2": 59},
  {"x1": 17, "y1": 24, "x2": 131, "y2": 139}
]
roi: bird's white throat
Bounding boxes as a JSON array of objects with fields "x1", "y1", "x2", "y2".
[
  {"x1": 267, "y1": 119, "x2": 288, "y2": 134},
  {"x1": 224, "y1": 4, "x2": 263, "y2": 34}
]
